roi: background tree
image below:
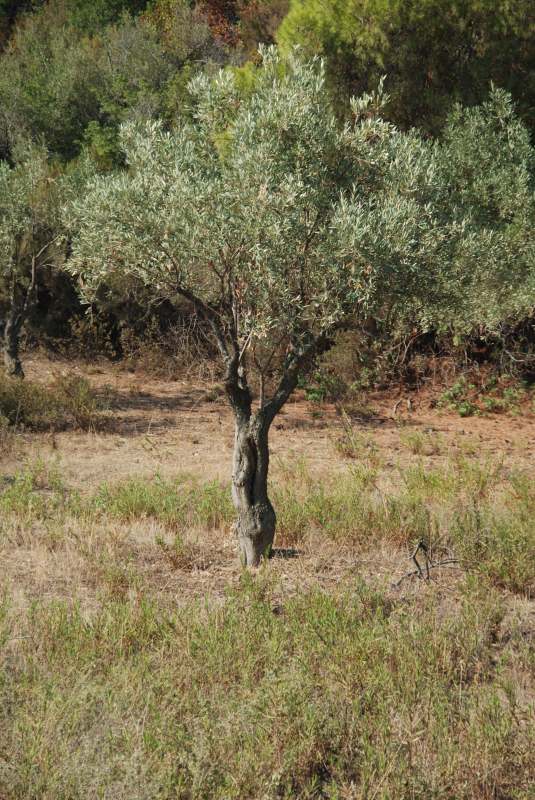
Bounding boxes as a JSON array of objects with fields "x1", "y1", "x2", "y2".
[
  {"x1": 237, "y1": 0, "x2": 289, "y2": 54},
  {"x1": 436, "y1": 88, "x2": 535, "y2": 329},
  {"x1": 0, "y1": 3, "x2": 103, "y2": 162},
  {"x1": 67, "y1": 48, "x2": 535, "y2": 564},
  {"x1": 0, "y1": 0, "x2": 150, "y2": 35},
  {"x1": 277, "y1": 0, "x2": 535, "y2": 134},
  {"x1": 0, "y1": 144, "x2": 90, "y2": 377},
  {"x1": 0, "y1": 0, "x2": 231, "y2": 164}
]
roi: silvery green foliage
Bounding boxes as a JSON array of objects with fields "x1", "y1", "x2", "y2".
[
  {"x1": 437, "y1": 87, "x2": 535, "y2": 327},
  {"x1": 69, "y1": 48, "x2": 535, "y2": 364},
  {"x1": 0, "y1": 146, "x2": 47, "y2": 282},
  {"x1": 337, "y1": 89, "x2": 535, "y2": 333},
  {"x1": 69, "y1": 49, "x2": 365, "y2": 352},
  {"x1": 0, "y1": 146, "x2": 93, "y2": 281}
]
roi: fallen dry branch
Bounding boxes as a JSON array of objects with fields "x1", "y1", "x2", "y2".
[{"x1": 392, "y1": 558, "x2": 462, "y2": 588}]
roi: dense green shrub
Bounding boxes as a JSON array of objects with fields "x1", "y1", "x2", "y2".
[
  {"x1": 278, "y1": 0, "x2": 535, "y2": 133},
  {"x1": 0, "y1": 1, "x2": 226, "y2": 163}
]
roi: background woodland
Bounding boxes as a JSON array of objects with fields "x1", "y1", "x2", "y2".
[{"x1": 2, "y1": 0, "x2": 535, "y2": 398}]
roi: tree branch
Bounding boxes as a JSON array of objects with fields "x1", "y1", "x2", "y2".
[{"x1": 173, "y1": 282, "x2": 231, "y2": 366}]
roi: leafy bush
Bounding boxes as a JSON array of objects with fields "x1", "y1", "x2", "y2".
[
  {"x1": 0, "y1": 375, "x2": 61, "y2": 430},
  {"x1": 437, "y1": 376, "x2": 473, "y2": 411},
  {"x1": 458, "y1": 400, "x2": 480, "y2": 417},
  {"x1": 437, "y1": 374, "x2": 530, "y2": 417}
]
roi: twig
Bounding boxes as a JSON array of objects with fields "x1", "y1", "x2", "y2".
[
  {"x1": 139, "y1": 434, "x2": 162, "y2": 459},
  {"x1": 412, "y1": 538, "x2": 429, "y2": 580},
  {"x1": 393, "y1": 399, "x2": 402, "y2": 415},
  {"x1": 392, "y1": 558, "x2": 461, "y2": 588}
]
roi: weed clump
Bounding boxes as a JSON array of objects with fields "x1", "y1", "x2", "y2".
[
  {"x1": 155, "y1": 532, "x2": 198, "y2": 570},
  {"x1": 88, "y1": 472, "x2": 234, "y2": 531},
  {"x1": 0, "y1": 371, "x2": 113, "y2": 431},
  {"x1": 397, "y1": 419, "x2": 443, "y2": 455},
  {"x1": 0, "y1": 450, "x2": 75, "y2": 521},
  {"x1": 450, "y1": 475, "x2": 535, "y2": 592}
]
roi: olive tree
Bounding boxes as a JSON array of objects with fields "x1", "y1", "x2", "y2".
[
  {"x1": 436, "y1": 88, "x2": 535, "y2": 328},
  {"x1": 67, "y1": 48, "x2": 527, "y2": 565},
  {"x1": 0, "y1": 145, "x2": 90, "y2": 377}
]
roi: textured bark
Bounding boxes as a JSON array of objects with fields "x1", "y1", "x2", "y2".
[
  {"x1": 180, "y1": 282, "x2": 334, "y2": 566},
  {"x1": 224, "y1": 353, "x2": 305, "y2": 566},
  {"x1": 220, "y1": 334, "x2": 331, "y2": 565},
  {"x1": 232, "y1": 411, "x2": 276, "y2": 566},
  {"x1": 3, "y1": 317, "x2": 24, "y2": 378},
  {"x1": 1, "y1": 277, "x2": 37, "y2": 380}
]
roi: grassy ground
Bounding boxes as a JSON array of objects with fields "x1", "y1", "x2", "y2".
[{"x1": 2, "y1": 359, "x2": 535, "y2": 798}]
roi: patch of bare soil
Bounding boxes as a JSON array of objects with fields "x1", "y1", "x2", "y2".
[{"x1": 18, "y1": 354, "x2": 535, "y2": 485}]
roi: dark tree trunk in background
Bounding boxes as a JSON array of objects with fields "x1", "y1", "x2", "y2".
[
  {"x1": 232, "y1": 410, "x2": 276, "y2": 566},
  {"x1": 3, "y1": 313, "x2": 24, "y2": 378},
  {"x1": 1, "y1": 278, "x2": 37, "y2": 380}
]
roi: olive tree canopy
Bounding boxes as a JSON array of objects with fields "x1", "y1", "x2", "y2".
[{"x1": 68, "y1": 47, "x2": 535, "y2": 564}]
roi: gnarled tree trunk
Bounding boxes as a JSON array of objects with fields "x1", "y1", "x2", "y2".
[
  {"x1": 232, "y1": 410, "x2": 276, "y2": 566},
  {"x1": 189, "y1": 291, "x2": 328, "y2": 567},
  {"x1": 223, "y1": 353, "x2": 303, "y2": 566}
]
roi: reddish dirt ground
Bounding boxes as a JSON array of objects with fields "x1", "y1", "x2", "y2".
[{"x1": 17, "y1": 354, "x2": 535, "y2": 491}]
